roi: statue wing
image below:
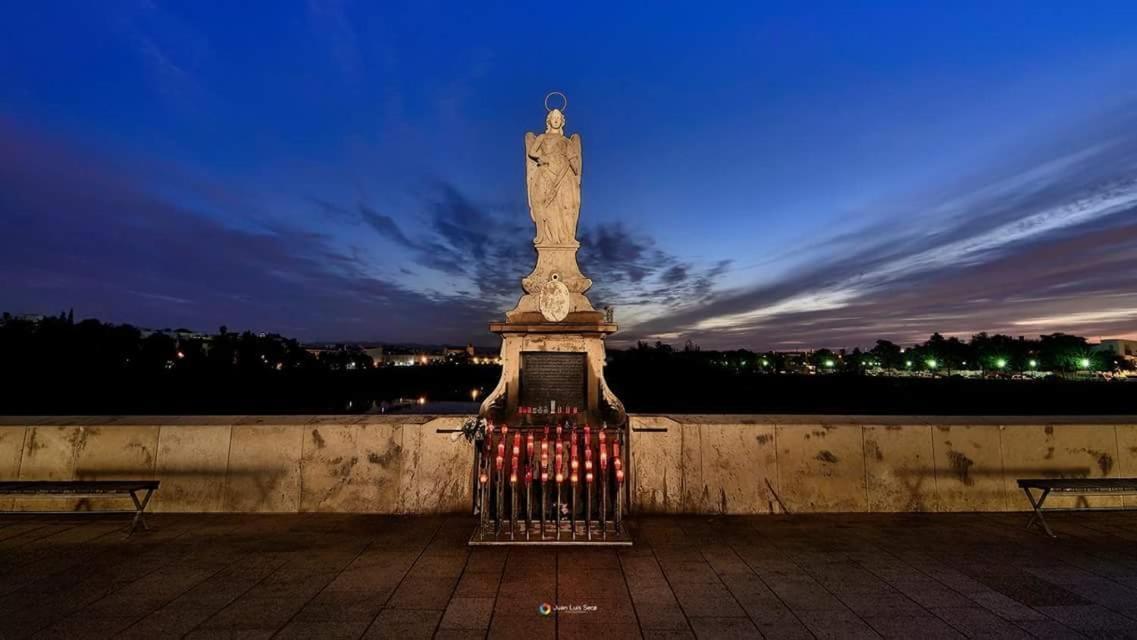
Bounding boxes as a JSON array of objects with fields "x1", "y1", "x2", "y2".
[
  {"x1": 570, "y1": 133, "x2": 582, "y2": 185},
  {"x1": 524, "y1": 132, "x2": 537, "y2": 216}
]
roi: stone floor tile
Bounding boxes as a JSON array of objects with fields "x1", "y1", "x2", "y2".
[
  {"x1": 634, "y1": 600, "x2": 691, "y2": 630},
  {"x1": 929, "y1": 607, "x2": 1033, "y2": 639},
  {"x1": 687, "y1": 616, "x2": 761, "y2": 639},
  {"x1": 362, "y1": 608, "x2": 442, "y2": 639},
  {"x1": 28, "y1": 616, "x2": 140, "y2": 640},
  {"x1": 641, "y1": 630, "x2": 696, "y2": 640},
  {"x1": 464, "y1": 549, "x2": 508, "y2": 574},
  {"x1": 386, "y1": 575, "x2": 459, "y2": 609},
  {"x1": 454, "y1": 570, "x2": 502, "y2": 597},
  {"x1": 1035, "y1": 604, "x2": 1137, "y2": 631},
  {"x1": 964, "y1": 589, "x2": 1048, "y2": 621},
  {"x1": 273, "y1": 620, "x2": 371, "y2": 640},
  {"x1": 434, "y1": 630, "x2": 488, "y2": 640},
  {"x1": 798, "y1": 609, "x2": 882, "y2": 639},
  {"x1": 864, "y1": 615, "x2": 966, "y2": 639},
  {"x1": 487, "y1": 611, "x2": 555, "y2": 639},
  {"x1": 559, "y1": 621, "x2": 644, "y2": 639},
  {"x1": 439, "y1": 596, "x2": 495, "y2": 630},
  {"x1": 671, "y1": 582, "x2": 748, "y2": 618}
]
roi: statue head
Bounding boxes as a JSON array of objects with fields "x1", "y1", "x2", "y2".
[{"x1": 545, "y1": 108, "x2": 565, "y2": 134}]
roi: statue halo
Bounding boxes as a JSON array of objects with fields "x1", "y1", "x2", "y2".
[{"x1": 544, "y1": 91, "x2": 568, "y2": 112}]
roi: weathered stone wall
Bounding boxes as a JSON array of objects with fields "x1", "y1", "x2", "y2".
[
  {"x1": 1, "y1": 415, "x2": 1134, "y2": 513},
  {"x1": 0, "y1": 416, "x2": 473, "y2": 513},
  {"x1": 628, "y1": 415, "x2": 1137, "y2": 514}
]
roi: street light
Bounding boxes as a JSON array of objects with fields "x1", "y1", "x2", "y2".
[
  {"x1": 824, "y1": 359, "x2": 835, "y2": 368},
  {"x1": 471, "y1": 389, "x2": 479, "y2": 402},
  {"x1": 1079, "y1": 357, "x2": 1091, "y2": 370},
  {"x1": 995, "y1": 358, "x2": 1007, "y2": 369},
  {"x1": 1028, "y1": 359, "x2": 1037, "y2": 369},
  {"x1": 926, "y1": 359, "x2": 937, "y2": 369}
]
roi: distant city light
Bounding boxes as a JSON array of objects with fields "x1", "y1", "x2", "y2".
[
  {"x1": 1029, "y1": 359, "x2": 1037, "y2": 368},
  {"x1": 471, "y1": 389, "x2": 479, "y2": 401},
  {"x1": 824, "y1": 359, "x2": 835, "y2": 368},
  {"x1": 761, "y1": 359, "x2": 769, "y2": 366},
  {"x1": 995, "y1": 358, "x2": 1007, "y2": 369},
  {"x1": 905, "y1": 360, "x2": 912, "y2": 367},
  {"x1": 176, "y1": 351, "x2": 185, "y2": 359},
  {"x1": 418, "y1": 396, "x2": 426, "y2": 405},
  {"x1": 926, "y1": 359, "x2": 937, "y2": 369},
  {"x1": 1079, "y1": 357, "x2": 1091, "y2": 369}
]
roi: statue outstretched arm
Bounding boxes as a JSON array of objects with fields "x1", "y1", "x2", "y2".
[
  {"x1": 524, "y1": 132, "x2": 537, "y2": 215},
  {"x1": 569, "y1": 133, "x2": 582, "y2": 179}
]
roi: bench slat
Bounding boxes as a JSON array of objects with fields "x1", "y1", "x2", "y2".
[
  {"x1": 1017, "y1": 478, "x2": 1137, "y2": 491},
  {"x1": 0, "y1": 480, "x2": 159, "y2": 495}
]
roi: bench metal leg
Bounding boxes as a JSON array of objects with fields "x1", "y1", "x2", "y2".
[
  {"x1": 1023, "y1": 487, "x2": 1055, "y2": 538},
  {"x1": 128, "y1": 488, "x2": 154, "y2": 536}
]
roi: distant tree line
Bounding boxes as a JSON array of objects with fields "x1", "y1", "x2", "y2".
[
  {"x1": 1, "y1": 312, "x2": 1133, "y2": 414},
  {"x1": 611, "y1": 331, "x2": 1132, "y2": 375}
]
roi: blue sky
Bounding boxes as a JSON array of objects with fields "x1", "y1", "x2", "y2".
[{"x1": 2, "y1": 1, "x2": 1136, "y2": 347}]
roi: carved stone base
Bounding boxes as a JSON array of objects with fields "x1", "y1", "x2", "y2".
[
  {"x1": 478, "y1": 321, "x2": 626, "y2": 428},
  {"x1": 507, "y1": 245, "x2": 595, "y2": 322}
]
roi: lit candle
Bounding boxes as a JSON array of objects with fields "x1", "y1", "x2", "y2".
[
  {"x1": 586, "y1": 471, "x2": 593, "y2": 483},
  {"x1": 512, "y1": 433, "x2": 521, "y2": 457},
  {"x1": 526, "y1": 434, "x2": 534, "y2": 460},
  {"x1": 600, "y1": 443, "x2": 608, "y2": 470},
  {"x1": 616, "y1": 468, "x2": 624, "y2": 483},
  {"x1": 479, "y1": 472, "x2": 488, "y2": 485},
  {"x1": 501, "y1": 425, "x2": 508, "y2": 440},
  {"x1": 495, "y1": 455, "x2": 503, "y2": 470},
  {"x1": 571, "y1": 471, "x2": 578, "y2": 485}
]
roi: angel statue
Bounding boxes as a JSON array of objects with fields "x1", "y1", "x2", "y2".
[{"x1": 525, "y1": 96, "x2": 581, "y2": 246}]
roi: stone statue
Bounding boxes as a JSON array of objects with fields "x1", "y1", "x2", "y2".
[
  {"x1": 525, "y1": 105, "x2": 581, "y2": 247},
  {"x1": 479, "y1": 91, "x2": 626, "y2": 431}
]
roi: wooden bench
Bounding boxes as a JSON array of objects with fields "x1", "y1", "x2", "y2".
[
  {"x1": 0, "y1": 480, "x2": 159, "y2": 535},
  {"x1": 1017, "y1": 478, "x2": 1137, "y2": 537}
]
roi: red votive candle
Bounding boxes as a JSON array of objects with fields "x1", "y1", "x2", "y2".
[{"x1": 526, "y1": 434, "x2": 534, "y2": 459}]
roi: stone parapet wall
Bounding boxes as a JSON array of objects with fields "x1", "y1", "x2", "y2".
[
  {"x1": 1, "y1": 415, "x2": 1135, "y2": 513},
  {"x1": 629, "y1": 415, "x2": 1137, "y2": 514},
  {"x1": 0, "y1": 416, "x2": 473, "y2": 513}
]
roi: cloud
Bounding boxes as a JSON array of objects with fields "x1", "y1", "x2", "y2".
[
  {"x1": 0, "y1": 119, "x2": 497, "y2": 343},
  {"x1": 321, "y1": 187, "x2": 733, "y2": 319},
  {"x1": 629, "y1": 105, "x2": 1137, "y2": 348}
]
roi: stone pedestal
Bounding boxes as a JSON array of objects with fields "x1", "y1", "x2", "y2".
[{"x1": 479, "y1": 319, "x2": 626, "y2": 427}]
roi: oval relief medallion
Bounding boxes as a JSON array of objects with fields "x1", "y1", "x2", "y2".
[{"x1": 538, "y1": 275, "x2": 571, "y2": 322}]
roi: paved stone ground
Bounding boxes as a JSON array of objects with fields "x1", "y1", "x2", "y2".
[{"x1": 2, "y1": 512, "x2": 1137, "y2": 639}]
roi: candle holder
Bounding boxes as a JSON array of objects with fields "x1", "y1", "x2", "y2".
[{"x1": 469, "y1": 419, "x2": 630, "y2": 546}]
